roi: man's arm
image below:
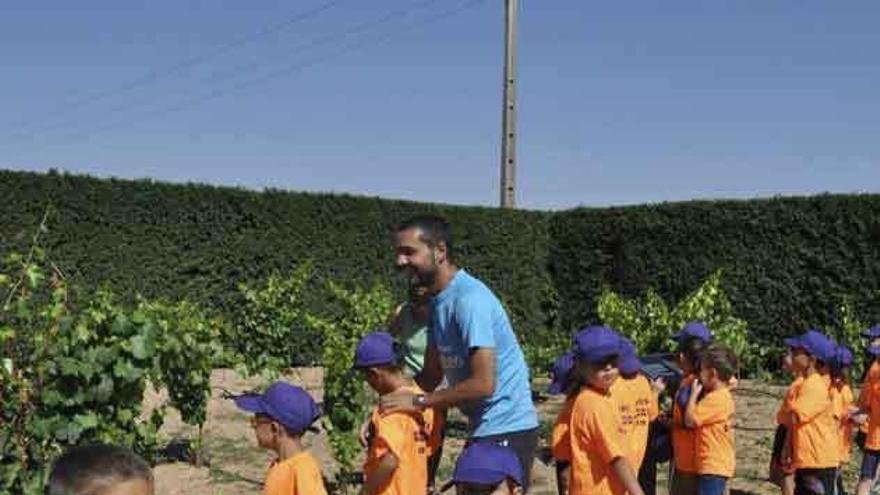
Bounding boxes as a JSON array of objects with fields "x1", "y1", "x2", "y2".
[
  {"x1": 382, "y1": 347, "x2": 495, "y2": 413},
  {"x1": 415, "y1": 343, "x2": 444, "y2": 393},
  {"x1": 360, "y1": 453, "x2": 398, "y2": 495},
  {"x1": 424, "y1": 347, "x2": 495, "y2": 408}
]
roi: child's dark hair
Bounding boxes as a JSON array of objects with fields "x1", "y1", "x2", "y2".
[
  {"x1": 49, "y1": 443, "x2": 153, "y2": 495},
  {"x1": 700, "y1": 344, "x2": 739, "y2": 382},
  {"x1": 679, "y1": 336, "x2": 708, "y2": 371}
]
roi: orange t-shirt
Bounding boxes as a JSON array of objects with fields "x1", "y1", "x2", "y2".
[
  {"x1": 611, "y1": 374, "x2": 659, "y2": 471},
  {"x1": 262, "y1": 451, "x2": 328, "y2": 495},
  {"x1": 690, "y1": 386, "x2": 736, "y2": 477},
  {"x1": 568, "y1": 386, "x2": 628, "y2": 495},
  {"x1": 832, "y1": 383, "x2": 854, "y2": 462},
  {"x1": 673, "y1": 374, "x2": 698, "y2": 473},
  {"x1": 552, "y1": 396, "x2": 575, "y2": 462},
  {"x1": 364, "y1": 387, "x2": 433, "y2": 495},
  {"x1": 862, "y1": 361, "x2": 880, "y2": 446},
  {"x1": 777, "y1": 376, "x2": 805, "y2": 427},
  {"x1": 788, "y1": 372, "x2": 839, "y2": 469}
]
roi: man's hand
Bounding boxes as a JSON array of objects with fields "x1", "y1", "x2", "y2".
[{"x1": 380, "y1": 390, "x2": 420, "y2": 415}]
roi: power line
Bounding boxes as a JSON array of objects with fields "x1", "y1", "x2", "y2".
[
  {"x1": 3, "y1": 0, "x2": 440, "y2": 148},
  {"x1": 3, "y1": 0, "x2": 349, "y2": 135},
  {"x1": 6, "y1": 0, "x2": 487, "y2": 159}
]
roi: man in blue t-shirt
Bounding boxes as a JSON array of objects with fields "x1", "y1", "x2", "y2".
[{"x1": 380, "y1": 215, "x2": 539, "y2": 491}]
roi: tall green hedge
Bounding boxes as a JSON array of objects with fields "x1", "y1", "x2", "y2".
[
  {"x1": 549, "y1": 196, "x2": 880, "y2": 350},
  {"x1": 3, "y1": 170, "x2": 880, "y2": 363},
  {"x1": 0, "y1": 170, "x2": 553, "y2": 364}
]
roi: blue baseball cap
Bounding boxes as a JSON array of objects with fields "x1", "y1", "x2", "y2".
[
  {"x1": 832, "y1": 345, "x2": 854, "y2": 371},
  {"x1": 618, "y1": 337, "x2": 643, "y2": 377},
  {"x1": 233, "y1": 381, "x2": 320, "y2": 434},
  {"x1": 862, "y1": 325, "x2": 880, "y2": 339},
  {"x1": 674, "y1": 321, "x2": 713, "y2": 345},
  {"x1": 573, "y1": 325, "x2": 623, "y2": 364},
  {"x1": 352, "y1": 331, "x2": 400, "y2": 369},
  {"x1": 784, "y1": 329, "x2": 837, "y2": 362},
  {"x1": 448, "y1": 442, "x2": 523, "y2": 489},
  {"x1": 548, "y1": 352, "x2": 575, "y2": 395}
]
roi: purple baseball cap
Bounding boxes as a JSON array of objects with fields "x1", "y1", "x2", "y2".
[
  {"x1": 784, "y1": 329, "x2": 837, "y2": 362},
  {"x1": 832, "y1": 345, "x2": 854, "y2": 371},
  {"x1": 547, "y1": 352, "x2": 575, "y2": 395},
  {"x1": 573, "y1": 325, "x2": 623, "y2": 364},
  {"x1": 862, "y1": 325, "x2": 880, "y2": 339},
  {"x1": 447, "y1": 442, "x2": 523, "y2": 489},
  {"x1": 352, "y1": 331, "x2": 399, "y2": 369},
  {"x1": 618, "y1": 337, "x2": 643, "y2": 377},
  {"x1": 674, "y1": 321, "x2": 713, "y2": 345},
  {"x1": 233, "y1": 381, "x2": 320, "y2": 434}
]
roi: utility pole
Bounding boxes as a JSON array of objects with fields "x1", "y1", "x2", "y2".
[{"x1": 500, "y1": 0, "x2": 518, "y2": 208}]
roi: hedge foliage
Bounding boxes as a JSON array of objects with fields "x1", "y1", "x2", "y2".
[
  {"x1": 549, "y1": 196, "x2": 880, "y2": 351},
  {"x1": 3, "y1": 170, "x2": 880, "y2": 365},
  {"x1": 0, "y1": 170, "x2": 552, "y2": 366}
]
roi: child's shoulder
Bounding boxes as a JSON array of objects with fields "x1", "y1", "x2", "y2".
[{"x1": 265, "y1": 452, "x2": 322, "y2": 488}]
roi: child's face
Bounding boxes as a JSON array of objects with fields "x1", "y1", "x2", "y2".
[
  {"x1": 698, "y1": 366, "x2": 720, "y2": 390},
  {"x1": 790, "y1": 347, "x2": 812, "y2": 373},
  {"x1": 677, "y1": 351, "x2": 694, "y2": 373},
  {"x1": 781, "y1": 351, "x2": 793, "y2": 373},
  {"x1": 581, "y1": 357, "x2": 619, "y2": 393},
  {"x1": 250, "y1": 414, "x2": 279, "y2": 450},
  {"x1": 99, "y1": 479, "x2": 154, "y2": 495},
  {"x1": 456, "y1": 480, "x2": 523, "y2": 495}
]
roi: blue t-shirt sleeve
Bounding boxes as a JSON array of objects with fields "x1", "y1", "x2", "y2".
[{"x1": 454, "y1": 293, "x2": 497, "y2": 349}]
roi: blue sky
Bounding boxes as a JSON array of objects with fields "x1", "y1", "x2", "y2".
[{"x1": 2, "y1": 1, "x2": 878, "y2": 210}]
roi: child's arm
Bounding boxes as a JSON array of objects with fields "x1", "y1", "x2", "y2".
[
  {"x1": 361, "y1": 452, "x2": 398, "y2": 495},
  {"x1": 683, "y1": 379, "x2": 703, "y2": 428},
  {"x1": 611, "y1": 456, "x2": 645, "y2": 495}
]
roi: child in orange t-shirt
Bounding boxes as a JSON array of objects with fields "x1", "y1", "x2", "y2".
[
  {"x1": 233, "y1": 381, "x2": 328, "y2": 495},
  {"x1": 567, "y1": 325, "x2": 644, "y2": 495},
  {"x1": 547, "y1": 351, "x2": 577, "y2": 495},
  {"x1": 684, "y1": 344, "x2": 737, "y2": 495},
  {"x1": 354, "y1": 331, "x2": 434, "y2": 495},
  {"x1": 784, "y1": 329, "x2": 839, "y2": 495},
  {"x1": 443, "y1": 442, "x2": 525, "y2": 495},
  {"x1": 612, "y1": 338, "x2": 662, "y2": 473},
  {"x1": 671, "y1": 322, "x2": 713, "y2": 495},
  {"x1": 771, "y1": 348, "x2": 800, "y2": 495},
  {"x1": 830, "y1": 345, "x2": 856, "y2": 495},
  {"x1": 856, "y1": 325, "x2": 880, "y2": 495}
]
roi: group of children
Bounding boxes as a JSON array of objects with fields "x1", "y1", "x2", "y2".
[
  {"x1": 45, "y1": 322, "x2": 880, "y2": 495},
  {"x1": 547, "y1": 322, "x2": 737, "y2": 495},
  {"x1": 769, "y1": 326, "x2": 880, "y2": 495},
  {"x1": 233, "y1": 329, "x2": 523, "y2": 495}
]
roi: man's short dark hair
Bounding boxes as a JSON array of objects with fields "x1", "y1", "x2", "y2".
[
  {"x1": 396, "y1": 214, "x2": 454, "y2": 255},
  {"x1": 49, "y1": 443, "x2": 153, "y2": 495}
]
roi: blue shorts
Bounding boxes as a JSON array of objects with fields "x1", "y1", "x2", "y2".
[
  {"x1": 861, "y1": 450, "x2": 880, "y2": 480},
  {"x1": 698, "y1": 475, "x2": 728, "y2": 495}
]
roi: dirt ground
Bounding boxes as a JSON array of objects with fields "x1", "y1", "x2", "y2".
[{"x1": 148, "y1": 371, "x2": 855, "y2": 495}]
